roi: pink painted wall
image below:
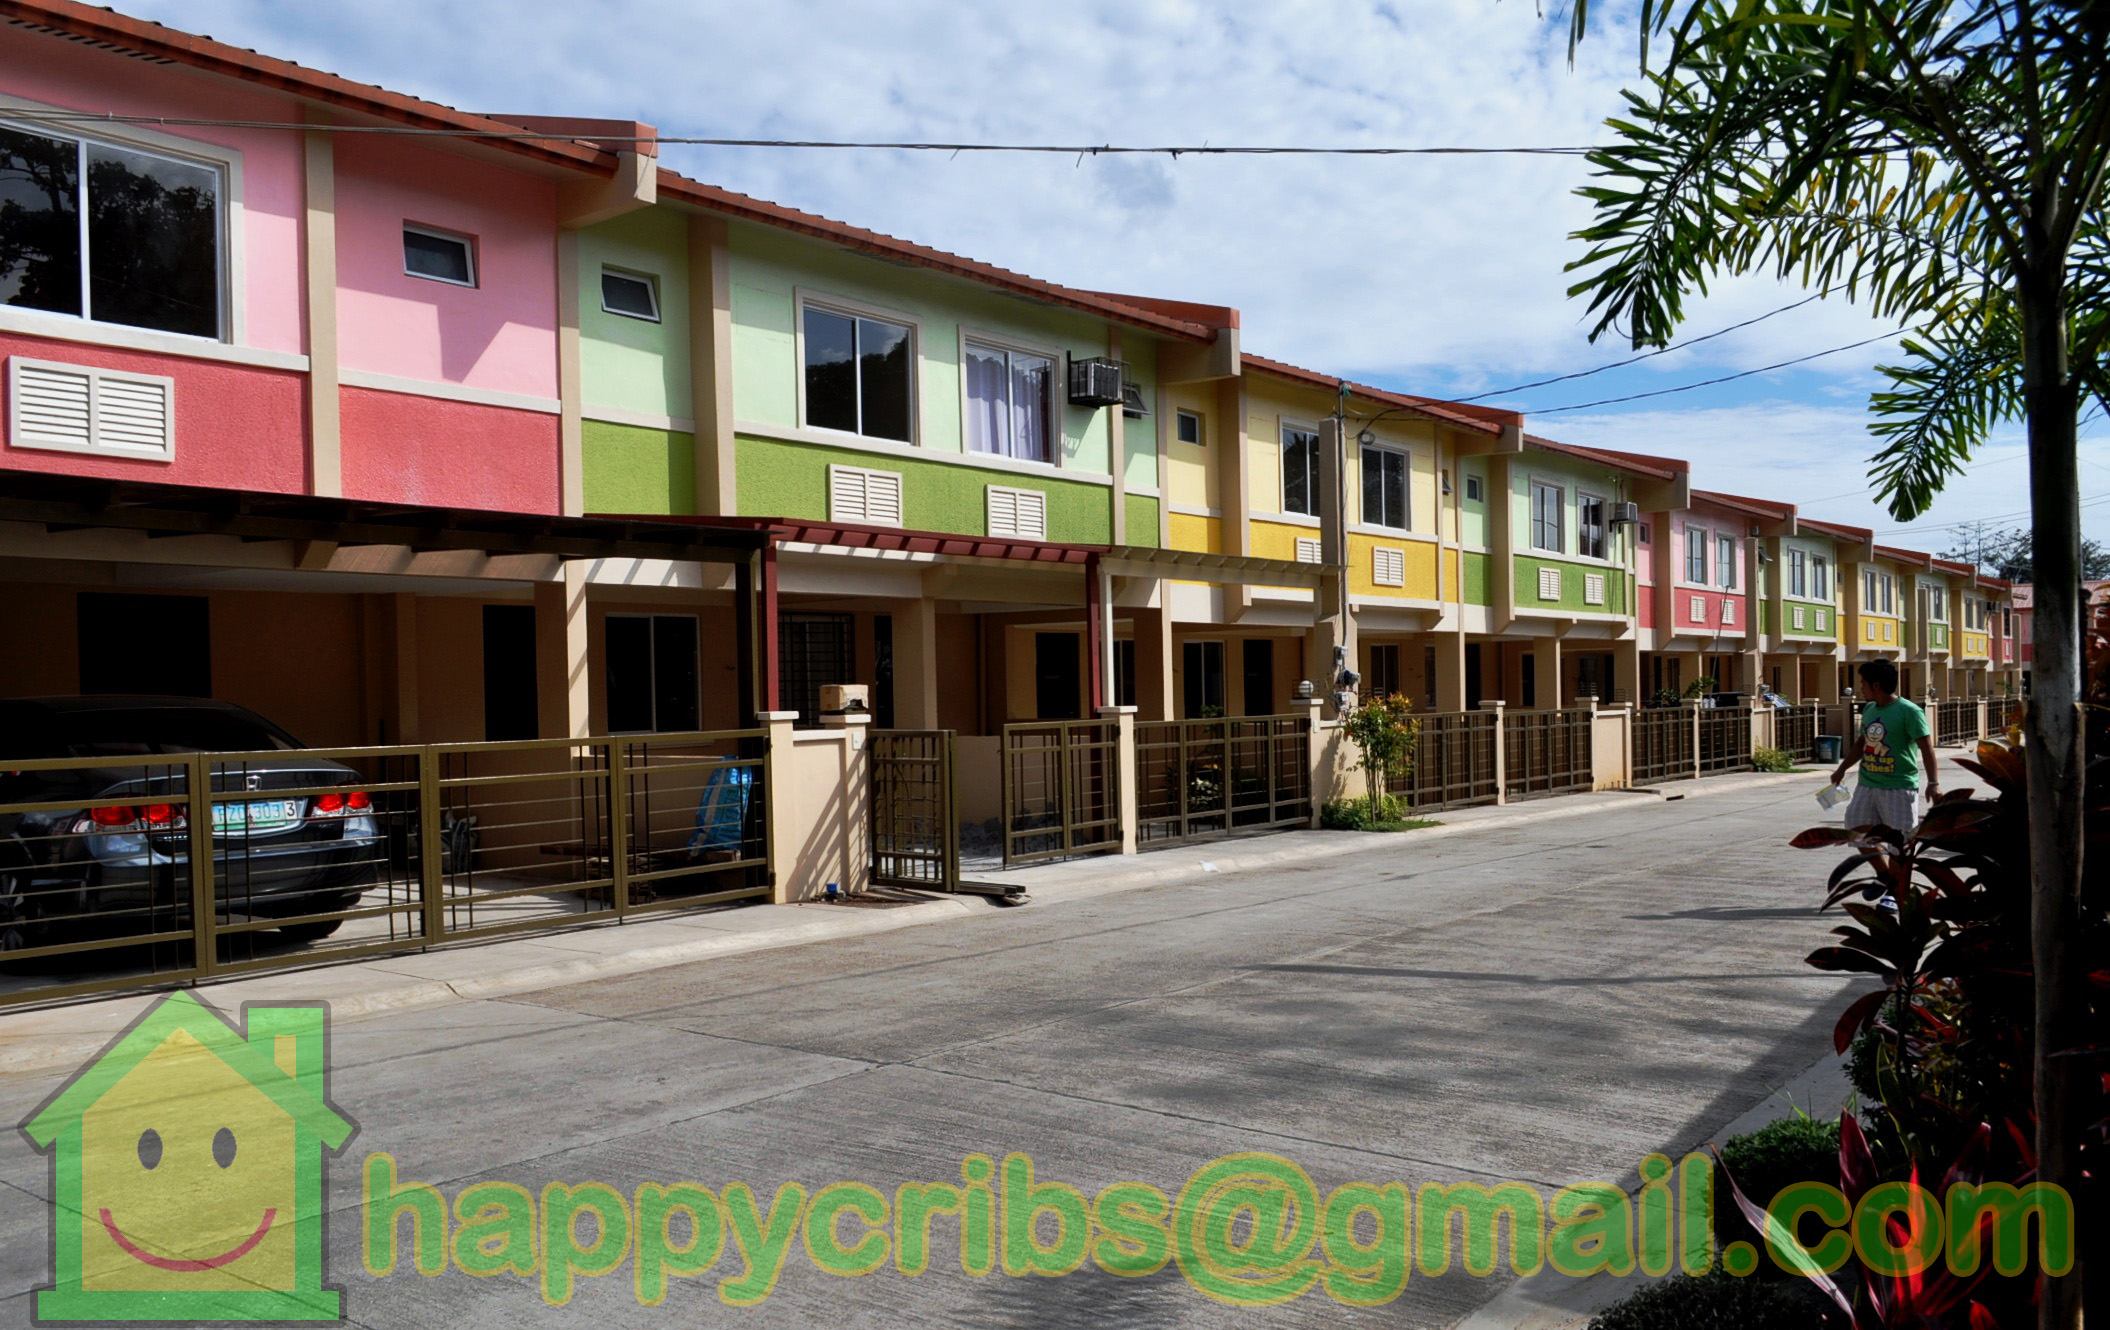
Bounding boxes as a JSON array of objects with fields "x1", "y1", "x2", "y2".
[
  {"x1": 340, "y1": 387, "x2": 558, "y2": 513},
  {"x1": 1636, "y1": 522, "x2": 1655, "y2": 629},
  {"x1": 334, "y1": 137, "x2": 559, "y2": 398},
  {"x1": 1659, "y1": 508, "x2": 1751, "y2": 641},
  {"x1": 0, "y1": 331, "x2": 307, "y2": 492},
  {"x1": 0, "y1": 26, "x2": 306, "y2": 355}
]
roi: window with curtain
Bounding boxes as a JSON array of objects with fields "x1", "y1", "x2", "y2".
[
  {"x1": 1530, "y1": 481, "x2": 1563, "y2": 552},
  {"x1": 1362, "y1": 446, "x2": 1407, "y2": 529},
  {"x1": 964, "y1": 339, "x2": 1054, "y2": 461},
  {"x1": 802, "y1": 304, "x2": 913, "y2": 442},
  {"x1": 1282, "y1": 425, "x2": 1320, "y2": 516}
]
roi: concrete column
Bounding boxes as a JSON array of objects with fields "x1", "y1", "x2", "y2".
[
  {"x1": 555, "y1": 229, "x2": 585, "y2": 517},
  {"x1": 1102, "y1": 705, "x2": 1139, "y2": 855},
  {"x1": 892, "y1": 596, "x2": 940, "y2": 730},
  {"x1": 1296, "y1": 697, "x2": 1326, "y2": 827},
  {"x1": 1435, "y1": 630, "x2": 1467, "y2": 713},
  {"x1": 534, "y1": 562, "x2": 591, "y2": 740},
  {"x1": 389, "y1": 593, "x2": 421, "y2": 744},
  {"x1": 1136, "y1": 598, "x2": 1175, "y2": 721},
  {"x1": 301, "y1": 125, "x2": 342, "y2": 498},
  {"x1": 1537, "y1": 635, "x2": 1563, "y2": 709},
  {"x1": 761, "y1": 711, "x2": 799, "y2": 904},
  {"x1": 690, "y1": 215, "x2": 738, "y2": 515},
  {"x1": 1479, "y1": 699, "x2": 1507, "y2": 805},
  {"x1": 1616, "y1": 636, "x2": 1643, "y2": 709},
  {"x1": 1685, "y1": 699, "x2": 1704, "y2": 780}
]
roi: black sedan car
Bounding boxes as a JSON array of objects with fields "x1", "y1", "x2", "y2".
[{"x1": 0, "y1": 696, "x2": 381, "y2": 953}]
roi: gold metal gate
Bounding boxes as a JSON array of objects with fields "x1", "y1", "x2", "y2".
[{"x1": 869, "y1": 730, "x2": 959, "y2": 891}]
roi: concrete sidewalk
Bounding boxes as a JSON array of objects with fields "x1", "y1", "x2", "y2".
[{"x1": 0, "y1": 767, "x2": 1837, "y2": 1080}]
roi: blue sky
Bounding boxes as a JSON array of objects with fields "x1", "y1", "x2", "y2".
[{"x1": 114, "y1": 0, "x2": 2110, "y2": 554}]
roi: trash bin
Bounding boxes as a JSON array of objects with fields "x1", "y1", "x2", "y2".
[{"x1": 1814, "y1": 735, "x2": 1842, "y2": 762}]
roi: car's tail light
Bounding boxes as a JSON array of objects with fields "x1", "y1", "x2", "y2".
[
  {"x1": 347, "y1": 790, "x2": 371, "y2": 812},
  {"x1": 89, "y1": 805, "x2": 135, "y2": 826},
  {"x1": 140, "y1": 803, "x2": 179, "y2": 826},
  {"x1": 312, "y1": 789, "x2": 370, "y2": 819},
  {"x1": 314, "y1": 792, "x2": 345, "y2": 815}
]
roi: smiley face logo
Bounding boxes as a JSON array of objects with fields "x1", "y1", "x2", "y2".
[{"x1": 21, "y1": 991, "x2": 356, "y2": 1322}]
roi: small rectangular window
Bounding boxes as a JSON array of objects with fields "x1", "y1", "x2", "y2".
[
  {"x1": 1717, "y1": 534, "x2": 1736, "y2": 589},
  {"x1": 1464, "y1": 474, "x2": 1483, "y2": 502},
  {"x1": 1686, "y1": 526, "x2": 1708, "y2": 584},
  {"x1": 1789, "y1": 549, "x2": 1806, "y2": 597},
  {"x1": 600, "y1": 267, "x2": 660, "y2": 321},
  {"x1": 604, "y1": 614, "x2": 699, "y2": 733},
  {"x1": 1282, "y1": 425, "x2": 1321, "y2": 517},
  {"x1": 1577, "y1": 493, "x2": 1606, "y2": 560},
  {"x1": 965, "y1": 340, "x2": 1054, "y2": 462},
  {"x1": 403, "y1": 225, "x2": 476, "y2": 287},
  {"x1": 803, "y1": 303, "x2": 913, "y2": 442},
  {"x1": 1530, "y1": 481, "x2": 1563, "y2": 553},
  {"x1": 1176, "y1": 410, "x2": 1202, "y2": 446},
  {"x1": 1813, "y1": 557, "x2": 1830, "y2": 599}
]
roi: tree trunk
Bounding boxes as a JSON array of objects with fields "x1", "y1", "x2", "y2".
[{"x1": 2018, "y1": 261, "x2": 2087, "y2": 1330}]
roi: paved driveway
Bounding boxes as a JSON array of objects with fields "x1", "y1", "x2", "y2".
[{"x1": 0, "y1": 771, "x2": 1895, "y2": 1328}]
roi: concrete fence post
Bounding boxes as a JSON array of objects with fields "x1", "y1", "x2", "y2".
[
  {"x1": 1749, "y1": 698, "x2": 1773, "y2": 756},
  {"x1": 761, "y1": 711, "x2": 800, "y2": 904},
  {"x1": 1479, "y1": 699, "x2": 1507, "y2": 805},
  {"x1": 1296, "y1": 697, "x2": 1326, "y2": 828},
  {"x1": 1974, "y1": 699, "x2": 1989, "y2": 744},
  {"x1": 1685, "y1": 699, "x2": 1705, "y2": 780},
  {"x1": 1101, "y1": 705, "x2": 1139, "y2": 855}
]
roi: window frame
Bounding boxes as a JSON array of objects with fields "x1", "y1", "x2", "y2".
[
  {"x1": 1463, "y1": 473, "x2": 1484, "y2": 503},
  {"x1": 598, "y1": 265, "x2": 661, "y2": 322},
  {"x1": 602, "y1": 611, "x2": 701, "y2": 735},
  {"x1": 1685, "y1": 524, "x2": 1709, "y2": 585},
  {"x1": 1360, "y1": 441, "x2": 1410, "y2": 531},
  {"x1": 1175, "y1": 409, "x2": 1203, "y2": 447},
  {"x1": 1281, "y1": 420, "x2": 1322, "y2": 518},
  {"x1": 402, "y1": 223, "x2": 478, "y2": 289},
  {"x1": 1528, "y1": 478, "x2": 1565, "y2": 554},
  {"x1": 0, "y1": 106, "x2": 239, "y2": 344},
  {"x1": 794, "y1": 289, "x2": 921, "y2": 446},
  {"x1": 1576, "y1": 491, "x2": 1608, "y2": 561},
  {"x1": 1788, "y1": 548, "x2": 1807, "y2": 598},
  {"x1": 1812, "y1": 555, "x2": 1830, "y2": 600},
  {"x1": 1717, "y1": 533, "x2": 1737, "y2": 590},
  {"x1": 959, "y1": 327, "x2": 1061, "y2": 465}
]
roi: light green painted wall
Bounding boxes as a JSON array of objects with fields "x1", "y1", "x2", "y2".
[
  {"x1": 1122, "y1": 339, "x2": 1160, "y2": 492},
  {"x1": 1459, "y1": 460, "x2": 1490, "y2": 548},
  {"x1": 1124, "y1": 494, "x2": 1160, "y2": 548},
  {"x1": 579, "y1": 209, "x2": 692, "y2": 421},
  {"x1": 728, "y1": 224, "x2": 1121, "y2": 474},
  {"x1": 1510, "y1": 453, "x2": 1636, "y2": 568},
  {"x1": 738, "y1": 435, "x2": 1110, "y2": 543},
  {"x1": 1512, "y1": 555, "x2": 1631, "y2": 615},
  {"x1": 582, "y1": 419, "x2": 694, "y2": 515},
  {"x1": 1462, "y1": 551, "x2": 1491, "y2": 605}
]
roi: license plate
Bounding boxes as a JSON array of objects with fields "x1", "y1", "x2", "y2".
[{"x1": 211, "y1": 798, "x2": 303, "y2": 834}]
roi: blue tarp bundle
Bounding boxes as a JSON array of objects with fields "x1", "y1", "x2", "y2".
[{"x1": 688, "y1": 762, "x2": 753, "y2": 855}]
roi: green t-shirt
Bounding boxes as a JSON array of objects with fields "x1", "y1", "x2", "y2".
[{"x1": 1857, "y1": 697, "x2": 1930, "y2": 788}]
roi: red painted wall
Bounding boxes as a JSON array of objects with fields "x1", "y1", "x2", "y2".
[
  {"x1": 0, "y1": 334, "x2": 307, "y2": 493},
  {"x1": 340, "y1": 387, "x2": 559, "y2": 513}
]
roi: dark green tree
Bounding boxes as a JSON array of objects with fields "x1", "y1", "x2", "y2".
[
  {"x1": 1564, "y1": 5, "x2": 2110, "y2": 1325},
  {"x1": 1942, "y1": 521, "x2": 2110, "y2": 579}
]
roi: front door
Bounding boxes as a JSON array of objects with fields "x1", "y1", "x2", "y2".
[
  {"x1": 1035, "y1": 632, "x2": 1080, "y2": 720},
  {"x1": 1464, "y1": 643, "x2": 1483, "y2": 709},
  {"x1": 1242, "y1": 639, "x2": 1275, "y2": 715}
]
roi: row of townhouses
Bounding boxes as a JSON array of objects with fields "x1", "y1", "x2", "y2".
[{"x1": 0, "y1": 2, "x2": 2021, "y2": 760}]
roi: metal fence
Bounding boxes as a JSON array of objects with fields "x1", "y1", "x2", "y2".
[
  {"x1": 869, "y1": 730, "x2": 959, "y2": 891},
  {"x1": 1699, "y1": 708, "x2": 1753, "y2": 775},
  {"x1": 0, "y1": 732, "x2": 771, "y2": 1008},
  {"x1": 1988, "y1": 695, "x2": 2023, "y2": 737},
  {"x1": 1634, "y1": 707, "x2": 1696, "y2": 784},
  {"x1": 1503, "y1": 708, "x2": 1595, "y2": 800},
  {"x1": 1774, "y1": 704, "x2": 1821, "y2": 763},
  {"x1": 1933, "y1": 699, "x2": 1980, "y2": 747},
  {"x1": 1001, "y1": 719, "x2": 1122, "y2": 866},
  {"x1": 1408, "y1": 710, "x2": 1502, "y2": 811},
  {"x1": 1135, "y1": 716, "x2": 1311, "y2": 849}
]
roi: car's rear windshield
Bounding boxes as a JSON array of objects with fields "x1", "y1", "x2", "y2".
[{"x1": 19, "y1": 708, "x2": 301, "y2": 757}]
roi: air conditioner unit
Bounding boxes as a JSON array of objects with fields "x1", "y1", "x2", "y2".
[
  {"x1": 1067, "y1": 356, "x2": 1126, "y2": 408},
  {"x1": 819, "y1": 684, "x2": 870, "y2": 716},
  {"x1": 1607, "y1": 501, "x2": 1642, "y2": 526}
]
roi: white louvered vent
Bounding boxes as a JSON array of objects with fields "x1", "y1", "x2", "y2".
[
  {"x1": 1816, "y1": 610, "x2": 1828, "y2": 631},
  {"x1": 9, "y1": 357, "x2": 173, "y2": 461},
  {"x1": 1792, "y1": 606, "x2": 1806, "y2": 629},
  {"x1": 1583, "y1": 573, "x2": 1606, "y2": 606},
  {"x1": 986, "y1": 485, "x2": 1047, "y2": 540},
  {"x1": 1722, "y1": 600, "x2": 1736, "y2": 625},
  {"x1": 1537, "y1": 566, "x2": 1561, "y2": 601},
  {"x1": 828, "y1": 465, "x2": 903, "y2": 527},
  {"x1": 1372, "y1": 546, "x2": 1405, "y2": 588},
  {"x1": 1690, "y1": 595, "x2": 1706, "y2": 623},
  {"x1": 1294, "y1": 537, "x2": 1322, "y2": 564}
]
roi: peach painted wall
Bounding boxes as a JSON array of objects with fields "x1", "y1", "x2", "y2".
[
  {"x1": 339, "y1": 386, "x2": 559, "y2": 513},
  {"x1": 0, "y1": 25, "x2": 306, "y2": 355},
  {"x1": 333, "y1": 136, "x2": 559, "y2": 398},
  {"x1": 1636, "y1": 522, "x2": 1656, "y2": 630},
  {"x1": 0, "y1": 331, "x2": 308, "y2": 492}
]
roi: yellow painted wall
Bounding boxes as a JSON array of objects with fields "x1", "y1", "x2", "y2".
[
  {"x1": 1858, "y1": 616, "x2": 1900, "y2": 647},
  {"x1": 1248, "y1": 417, "x2": 1282, "y2": 518},
  {"x1": 1343, "y1": 419, "x2": 1439, "y2": 535},
  {"x1": 1249, "y1": 517, "x2": 1318, "y2": 562},
  {"x1": 1168, "y1": 512, "x2": 1224, "y2": 554},
  {"x1": 1442, "y1": 547, "x2": 1460, "y2": 602},
  {"x1": 1165, "y1": 388, "x2": 1220, "y2": 511},
  {"x1": 1348, "y1": 534, "x2": 1440, "y2": 599},
  {"x1": 1959, "y1": 631, "x2": 1990, "y2": 659}
]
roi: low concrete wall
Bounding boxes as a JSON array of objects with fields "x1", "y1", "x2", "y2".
[
  {"x1": 770, "y1": 719, "x2": 870, "y2": 903},
  {"x1": 1314, "y1": 719, "x2": 1370, "y2": 807},
  {"x1": 1591, "y1": 707, "x2": 1630, "y2": 791},
  {"x1": 957, "y1": 735, "x2": 1002, "y2": 827}
]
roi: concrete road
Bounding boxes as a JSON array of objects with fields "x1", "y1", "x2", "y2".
[{"x1": 0, "y1": 772, "x2": 1891, "y2": 1329}]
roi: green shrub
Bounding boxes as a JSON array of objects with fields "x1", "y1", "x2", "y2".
[
  {"x1": 1321, "y1": 796, "x2": 1406, "y2": 830},
  {"x1": 1715, "y1": 1115, "x2": 1841, "y2": 1259},
  {"x1": 1751, "y1": 746, "x2": 1796, "y2": 773},
  {"x1": 1586, "y1": 1271, "x2": 1837, "y2": 1329}
]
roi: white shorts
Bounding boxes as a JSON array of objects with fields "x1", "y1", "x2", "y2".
[{"x1": 1844, "y1": 783, "x2": 1921, "y2": 836}]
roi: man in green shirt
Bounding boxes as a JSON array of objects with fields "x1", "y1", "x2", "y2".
[{"x1": 1829, "y1": 658, "x2": 1943, "y2": 838}]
